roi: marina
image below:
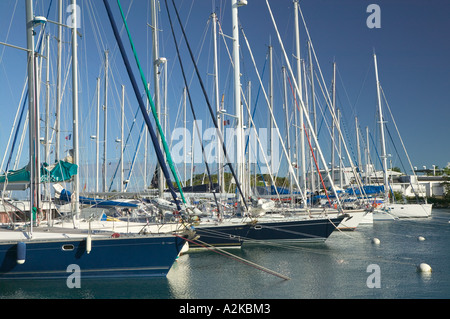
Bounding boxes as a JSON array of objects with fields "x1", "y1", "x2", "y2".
[
  {"x1": 0, "y1": 209, "x2": 449, "y2": 299},
  {"x1": 0, "y1": 0, "x2": 449, "y2": 302}
]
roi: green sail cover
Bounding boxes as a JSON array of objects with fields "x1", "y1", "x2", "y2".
[
  {"x1": 0, "y1": 161, "x2": 78, "y2": 184},
  {"x1": 0, "y1": 166, "x2": 30, "y2": 184},
  {"x1": 40, "y1": 160, "x2": 78, "y2": 183}
]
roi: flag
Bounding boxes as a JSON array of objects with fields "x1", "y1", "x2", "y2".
[{"x1": 65, "y1": 134, "x2": 72, "y2": 140}]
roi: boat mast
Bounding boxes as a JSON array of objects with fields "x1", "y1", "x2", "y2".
[
  {"x1": 25, "y1": 0, "x2": 37, "y2": 235},
  {"x1": 144, "y1": 83, "x2": 149, "y2": 189},
  {"x1": 268, "y1": 44, "x2": 273, "y2": 180},
  {"x1": 183, "y1": 87, "x2": 187, "y2": 185},
  {"x1": 103, "y1": 50, "x2": 108, "y2": 193},
  {"x1": 294, "y1": 0, "x2": 306, "y2": 198},
  {"x1": 247, "y1": 81, "x2": 251, "y2": 197},
  {"x1": 71, "y1": 0, "x2": 80, "y2": 218},
  {"x1": 45, "y1": 33, "x2": 51, "y2": 225},
  {"x1": 212, "y1": 12, "x2": 223, "y2": 195},
  {"x1": 151, "y1": 0, "x2": 164, "y2": 198},
  {"x1": 308, "y1": 40, "x2": 318, "y2": 192},
  {"x1": 45, "y1": 34, "x2": 50, "y2": 166},
  {"x1": 373, "y1": 53, "x2": 389, "y2": 202},
  {"x1": 355, "y1": 117, "x2": 362, "y2": 176},
  {"x1": 366, "y1": 126, "x2": 371, "y2": 184},
  {"x1": 282, "y1": 67, "x2": 293, "y2": 202},
  {"x1": 231, "y1": 0, "x2": 246, "y2": 207},
  {"x1": 95, "y1": 77, "x2": 100, "y2": 192},
  {"x1": 331, "y1": 61, "x2": 336, "y2": 186},
  {"x1": 55, "y1": 0, "x2": 63, "y2": 162},
  {"x1": 120, "y1": 85, "x2": 125, "y2": 192}
]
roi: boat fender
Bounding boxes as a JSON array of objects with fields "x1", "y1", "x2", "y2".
[
  {"x1": 111, "y1": 233, "x2": 120, "y2": 238},
  {"x1": 17, "y1": 242, "x2": 26, "y2": 264},
  {"x1": 86, "y1": 235, "x2": 92, "y2": 254}
]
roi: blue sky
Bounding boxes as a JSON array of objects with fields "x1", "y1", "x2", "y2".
[{"x1": 0, "y1": 0, "x2": 449, "y2": 191}]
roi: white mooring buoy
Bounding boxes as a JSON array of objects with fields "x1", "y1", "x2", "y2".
[
  {"x1": 417, "y1": 263, "x2": 432, "y2": 273},
  {"x1": 372, "y1": 238, "x2": 380, "y2": 245},
  {"x1": 417, "y1": 236, "x2": 426, "y2": 241}
]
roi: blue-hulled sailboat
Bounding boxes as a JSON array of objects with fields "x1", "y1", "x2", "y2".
[{"x1": 0, "y1": 0, "x2": 192, "y2": 280}]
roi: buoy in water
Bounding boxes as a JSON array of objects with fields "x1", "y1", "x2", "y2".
[
  {"x1": 417, "y1": 236, "x2": 426, "y2": 241},
  {"x1": 372, "y1": 238, "x2": 380, "y2": 245},
  {"x1": 17, "y1": 242, "x2": 26, "y2": 264},
  {"x1": 86, "y1": 235, "x2": 92, "y2": 254},
  {"x1": 417, "y1": 263, "x2": 432, "y2": 273}
]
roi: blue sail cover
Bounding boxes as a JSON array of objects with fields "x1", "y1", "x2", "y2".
[
  {"x1": 58, "y1": 189, "x2": 138, "y2": 208},
  {"x1": 345, "y1": 185, "x2": 384, "y2": 195}
]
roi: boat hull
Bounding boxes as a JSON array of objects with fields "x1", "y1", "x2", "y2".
[
  {"x1": 190, "y1": 216, "x2": 344, "y2": 248},
  {"x1": 373, "y1": 203, "x2": 432, "y2": 220},
  {"x1": 0, "y1": 234, "x2": 187, "y2": 279},
  {"x1": 308, "y1": 209, "x2": 369, "y2": 230}
]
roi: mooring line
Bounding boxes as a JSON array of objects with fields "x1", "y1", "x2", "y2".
[{"x1": 173, "y1": 234, "x2": 291, "y2": 281}]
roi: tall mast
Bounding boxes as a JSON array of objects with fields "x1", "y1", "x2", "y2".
[
  {"x1": 282, "y1": 67, "x2": 292, "y2": 201},
  {"x1": 247, "y1": 81, "x2": 251, "y2": 197},
  {"x1": 355, "y1": 117, "x2": 362, "y2": 174},
  {"x1": 337, "y1": 108, "x2": 343, "y2": 188},
  {"x1": 45, "y1": 33, "x2": 51, "y2": 226},
  {"x1": 71, "y1": 0, "x2": 80, "y2": 217},
  {"x1": 45, "y1": 34, "x2": 50, "y2": 166},
  {"x1": 308, "y1": 40, "x2": 317, "y2": 191},
  {"x1": 331, "y1": 61, "x2": 336, "y2": 185},
  {"x1": 151, "y1": 0, "x2": 164, "y2": 198},
  {"x1": 25, "y1": 0, "x2": 37, "y2": 235},
  {"x1": 96, "y1": 77, "x2": 100, "y2": 192},
  {"x1": 144, "y1": 83, "x2": 149, "y2": 189},
  {"x1": 212, "y1": 12, "x2": 223, "y2": 194},
  {"x1": 294, "y1": 0, "x2": 306, "y2": 198},
  {"x1": 268, "y1": 45, "x2": 274, "y2": 178},
  {"x1": 55, "y1": 0, "x2": 63, "y2": 162},
  {"x1": 231, "y1": 0, "x2": 246, "y2": 206},
  {"x1": 120, "y1": 85, "x2": 125, "y2": 192},
  {"x1": 374, "y1": 53, "x2": 389, "y2": 202},
  {"x1": 183, "y1": 87, "x2": 187, "y2": 185},
  {"x1": 366, "y1": 126, "x2": 371, "y2": 184},
  {"x1": 103, "y1": 50, "x2": 108, "y2": 193}
]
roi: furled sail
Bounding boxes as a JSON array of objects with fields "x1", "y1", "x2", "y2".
[{"x1": 0, "y1": 160, "x2": 78, "y2": 186}]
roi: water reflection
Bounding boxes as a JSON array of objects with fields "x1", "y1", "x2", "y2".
[{"x1": 1, "y1": 210, "x2": 449, "y2": 299}]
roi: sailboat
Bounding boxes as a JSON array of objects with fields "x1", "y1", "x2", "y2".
[
  {"x1": 0, "y1": 0, "x2": 192, "y2": 279},
  {"x1": 158, "y1": 0, "x2": 348, "y2": 249},
  {"x1": 371, "y1": 53, "x2": 432, "y2": 220}
]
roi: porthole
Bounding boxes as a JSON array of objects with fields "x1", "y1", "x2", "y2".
[{"x1": 62, "y1": 244, "x2": 75, "y2": 251}]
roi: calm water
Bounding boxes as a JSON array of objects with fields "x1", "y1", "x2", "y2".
[{"x1": 1, "y1": 209, "x2": 449, "y2": 300}]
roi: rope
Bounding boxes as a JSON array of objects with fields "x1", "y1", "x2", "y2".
[{"x1": 173, "y1": 233, "x2": 290, "y2": 280}]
